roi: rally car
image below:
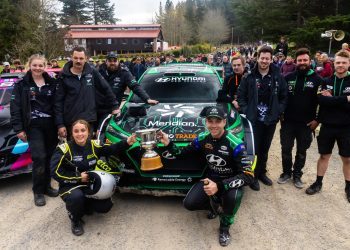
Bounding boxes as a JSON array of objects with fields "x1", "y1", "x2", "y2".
[
  {"x1": 0, "y1": 72, "x2": 33, "y2": 179},
  {"x1": 102, "y1": 63, "x2": 256, "y2": 192}
]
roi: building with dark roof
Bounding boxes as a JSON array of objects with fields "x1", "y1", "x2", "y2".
[{"x1": 64, "y1": 24, "x2": 164, "y2": 55}]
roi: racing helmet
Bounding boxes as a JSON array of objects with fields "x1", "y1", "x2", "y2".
[{"x1": 85, "y1": 171, "x2": 117, "y2": 200}]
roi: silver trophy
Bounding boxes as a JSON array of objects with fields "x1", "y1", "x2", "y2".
[{"x1": 136, "y1": 128, "x2": 163, "y2": 171}]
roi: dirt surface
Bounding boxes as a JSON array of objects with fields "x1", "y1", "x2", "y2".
[{"x1": 1, "y1": 126, "x2": 350, "y2": 250}]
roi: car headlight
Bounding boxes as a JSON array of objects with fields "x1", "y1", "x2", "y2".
[
  {"x1": 229, "y1": 125, "x2": 243, "y2": 134},
  {"x1": 106, "y1": 125, "x2": 129, "y2": 139}
]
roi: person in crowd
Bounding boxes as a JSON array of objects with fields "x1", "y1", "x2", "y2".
[
  {"x1": 317, "y1": 53, "x2": 333, "y2": 78},
  {"x1": 51, "y1": 59, "x2": 61, "y2": 69},
  {"x1": 157, "y1": 106, "x2": 254, "y2": 246},
  {"x1": 154, "y1": 57, "x2": 161, "y2": 67},
  {"x1": 305, "y1": 50, "x2": 350, "y2": 203},
  {"x1": 132, "y1": 57, "x2": 146, "y2": 81},
  {"x1": 311, "y1": 50, "x2": 323, "y2": 70},
  {"x1": 222, "y1": 55, "x2": 233, "y2": 79},
  {"x1": 342, "y1": 43, "x2": 350, "y2": 53},
  {"x1": 217, "y1": 55, "x2": 246, "y2": 110},
  {"x1": 10, "y1": 54, "x2": 58, "y2": 206},
  {"x1": 275, "y1": 36, "x2": 288, "y2": 57},
  {"x1": 54, "y1": 47, "x2": 119, "y2": 138},
  {"x1": 51, "y1": 119, "x2": 137, "y2": 236},
  {"x1": 237, "y1": 45, "x2": 288, "y2": 191},
  {"x1": 1, "y1": 62, "x2": 11, "y2": 73},
  {"x1": 278, "y1": 48, "x2": 322, "y2": 188},
  {"x1": 280, "y1": 55, "x2": 296, "y2": 77},
  {"x1": 98, "y1": 52, "x2": 158, "y2": 126},
  {"x1": 13, "y1": 59, "x2": 24, "y2": 72}
]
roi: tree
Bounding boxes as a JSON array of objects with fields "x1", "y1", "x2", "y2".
[
  {"x1": 0, "y1": 0, "x2": 22, "y2": 60},
  {"x1": 198, "y1": 9, "x2": 230, "y2": 46},
  {"x1": 89, "y1": 0, "x2": 118, "y2": 25},
  {"x1": 59, "y1": 0, "x2": 91, "y2": 25}
]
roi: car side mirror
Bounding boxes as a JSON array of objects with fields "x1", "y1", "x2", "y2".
[{"x1": 127, "y1": 103, "x2": 147, "y2": 117}]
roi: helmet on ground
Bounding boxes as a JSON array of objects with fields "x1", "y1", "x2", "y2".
[{"x1": 85, "y1": 171, "x2": 117, "y2": 199}]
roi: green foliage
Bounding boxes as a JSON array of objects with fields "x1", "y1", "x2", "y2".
[
  {"x1": 290, "y1": 15, "x2": 350, "y2": 52},
  {"x1": 89, "y1": 0, "x2": 118, "y2": 25},
  {"x1": 59, "y1": 0, "x2": 91, "y2": 25}
]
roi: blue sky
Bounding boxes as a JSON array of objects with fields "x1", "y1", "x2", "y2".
[{"x1": 112, "y1": 0, "x2": 182, "y2": 24}]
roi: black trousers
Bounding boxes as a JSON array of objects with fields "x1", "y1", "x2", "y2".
[
  {"x1": 253, "y1": 121, "x2": 277, "y2": 177},
  {"x1": 183, "y1": 182, "x2": 243, "y2": 227},
  {"x1": 62, "y1": 188, "x2": 113, "y2": 221},
  {"x1": 27, "y1": 118, "x2": 57, "y2": 194},
  {"x1": 280, "y1": 121, "x2": 313, "y2": 178}
]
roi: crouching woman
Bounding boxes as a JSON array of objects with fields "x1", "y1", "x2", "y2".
[{"x1": 50, "y1": 119, "x2": 136, "y2": 236}]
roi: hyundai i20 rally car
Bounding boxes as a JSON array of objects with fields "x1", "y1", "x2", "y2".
[
  {"x1": 102, "y1": 63, "x2": 256, "y2": 192},
  {"x1": 0, "y1": 73, "x2": 32, "y2": 179}
]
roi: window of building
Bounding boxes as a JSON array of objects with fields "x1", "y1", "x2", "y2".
[
  {"x1": 96, "y1": 39, "x2": 103, "y2": 45},
  {"x1": 107, "y1": 39, "x2": 112, "y2": 45}
]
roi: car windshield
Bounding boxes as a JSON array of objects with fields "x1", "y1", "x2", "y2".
[
  {"x1": 0, "y1": 87, "x2": 13, "y2": 106},
  {"x1": 131, "y1": 72, "x2": 220, "y2": 103}
]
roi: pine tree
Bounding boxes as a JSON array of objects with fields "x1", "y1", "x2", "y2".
[
  {"x1": 59, "y1": 0, "x2": 91, "y2": 25},
  {"x1": 0, "y1": 0, "x2": 22, "y2": 60},
  {"x1": 89, "y1": 0, "x2": 118, "y2": 25}
]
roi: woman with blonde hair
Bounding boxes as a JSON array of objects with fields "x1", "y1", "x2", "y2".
[{"x1": 10, "y1": 54, "x2": 59, "y2": 206}]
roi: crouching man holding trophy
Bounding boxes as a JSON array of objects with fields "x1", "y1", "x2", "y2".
[{"x1": 156, "y1": 106, "x2": 255, "y2": 247}]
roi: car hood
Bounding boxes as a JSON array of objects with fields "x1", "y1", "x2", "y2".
[{"x1": 112, "y1": 103, "x2": 214, "y2": 142}]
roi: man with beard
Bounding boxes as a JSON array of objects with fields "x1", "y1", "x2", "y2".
[
  {"x1": 306, "y1": 50, "x2": 350, "y2": 202},
  {"x1": 277, "y1": 48, "x2": 322, "y2": 188},
  {"x1": 55, "y1": 47, "x2": 119, "y2": 138},
  {"x1": 217, "y1": 56, "x2": 246, "y2": 110},
  {"x1": 237, "y1": 46, "x2": 288, "y2": 191},
  {"x1": 98, "y1": 52, "x2": 158, "y2": 117}
]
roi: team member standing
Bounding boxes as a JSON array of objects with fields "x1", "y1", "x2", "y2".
[
  {"x1": 10, "y1": 54, "x2": 58, "y2": 206},
  {"x1": 98, "y1": 52, "x2": 158, "y2": 108},
  {"x1": 55, "y1": 47, "x2": 119, "y2": 138},
  {"x1": 306, "y1": 50, "x2": 350, "y2": 202},
  {"x1": 217, "y1": 56, "x2": 246, "y2": 110},
  {"x1": 237, "y1": 46, "x2": 288, "y2": 191},
  {"x1": 278, "y1": 48, "x2": 322, "y2": 188},
  {"x1": 158, "y1": 107, "x2": 254, "y2": 246},
  {"x1": 51, "y1": 120, "x2": 137, "y2": 236}
]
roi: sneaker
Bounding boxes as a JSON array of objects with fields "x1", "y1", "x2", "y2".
[
  {"x1": 71, "y1": 219, "x2": 84, "y2": 236},
  {"x1": 219, "y1": 227, "x2": 231, "y2": 246},
  {"x1": 293, "y1": 177, "x2": 304, "y2": 189},
  {"x1": 249, "y1": 178, "x2": 260, "y2": 191},
  {"x1": 259, "y1": 174, "x2": 273, "y2": 186},
  {"x1": 34, "y1": 194, "x2": 46, "y2": 206},
  {"x1": 305, "y1": 182, "x2": 322, "y2": 195},
  {"x1": 45, "y1": 187, "x2": 59, "y2": 197},
  {"x1": 277, "y1": 173, "x2": 291, "y2": 184}
]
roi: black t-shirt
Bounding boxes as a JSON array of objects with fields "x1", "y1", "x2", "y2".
[
  {"x1": 29, "y1": 81, "x2": 56, "y2": 119},
  {"x1": 256, "y1": 72, "x2": 272, "y2": 122}
]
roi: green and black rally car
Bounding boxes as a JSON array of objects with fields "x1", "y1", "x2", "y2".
[{"x1": 101, "y1": 63, "x2": 255, "y2": 192}]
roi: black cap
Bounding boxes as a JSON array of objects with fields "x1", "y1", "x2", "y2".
[
  {"x1": 107, "y1": 52, "x2": 118, "y2": 59},
  {"x1": 205, "y1": 107, "x2": 226, "y2": 120}
]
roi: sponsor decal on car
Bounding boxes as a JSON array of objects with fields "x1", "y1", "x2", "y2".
[
  {"x1": 175, "y1": 133, "x2": 196, "y2": 139},
  {"x1": 156, "y1": 104, "x2": 195, "y2": 118},
  {"x1": 155, "y1": 77, "x2": 206, "y2": 83}
]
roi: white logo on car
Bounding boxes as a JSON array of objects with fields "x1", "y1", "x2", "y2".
[{"x1": 156, "y1": 104, "x2": 195, "y2": 118}]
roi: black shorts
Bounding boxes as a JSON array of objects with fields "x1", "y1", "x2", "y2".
[{"x1": 317, "y1": 125, "x2": 350, "y2": 157}]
